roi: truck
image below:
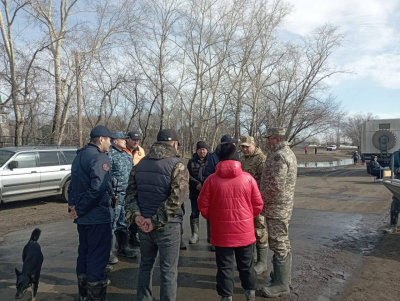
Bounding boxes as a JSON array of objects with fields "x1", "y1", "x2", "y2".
[{"x1": 361, "y1": 118, "x2": 400, "y2": 173}]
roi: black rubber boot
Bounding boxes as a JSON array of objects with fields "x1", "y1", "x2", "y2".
[
  {"x1": 254, "y1": 244, "x2": 268, "y2": 275},
  {"x1": 261, "y1": 253, "x2": 291, "y2": 298},
  {"x1": 86, "y1": 280, "x2": 108, "y2": 301},
  {"x1": 189, "y1": 217, "x2": 199, "y2": 244},
  {"x1": 77, "y1": 273, "x2": 87, "y2": 301},
  {"x1": 180, "y1": 223, "x2": 187, "y2": 250},
  {"x1": 116, "y1": 231, "x2": 138, "y2": 258}
]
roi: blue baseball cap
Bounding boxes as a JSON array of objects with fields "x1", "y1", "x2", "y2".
[{"x1": 90, "y1": 125, "x2": 117, "y2": 139}]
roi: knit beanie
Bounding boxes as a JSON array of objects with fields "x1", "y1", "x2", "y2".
[
  {"x1": 196, "y1": 141, "x2": 209, "y2": 150},
  {"x1": 216, "y1": 143, "x2": 237, "y2": 161}
]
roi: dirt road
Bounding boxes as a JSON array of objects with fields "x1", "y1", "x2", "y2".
[{"x1": 0, "y1": 166, "x2": 397, "y2": 301}]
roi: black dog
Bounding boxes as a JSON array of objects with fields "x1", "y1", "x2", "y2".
[{"x1": 15, "y1": 228, "x2": 43, "y2": 301}]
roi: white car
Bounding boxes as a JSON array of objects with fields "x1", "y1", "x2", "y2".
[{"x1": 326, "y1": 145, "x2": 337, "y2": 151}]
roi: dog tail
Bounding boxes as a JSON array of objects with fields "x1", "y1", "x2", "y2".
[{"x1": 30, "y1": 228, "x2": 41, "y2": 242}]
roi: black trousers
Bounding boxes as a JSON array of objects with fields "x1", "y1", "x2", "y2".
[
  {"x1": 76, "y1": 223, "x2": 111, "y2": 282},
  {"x1": 215, "y1": 244, "x2": 257, "y2": 297}
]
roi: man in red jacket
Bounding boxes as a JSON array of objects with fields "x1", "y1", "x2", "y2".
[{"x1": 198, "y1": 142, "x2": 264, "y2": 301}]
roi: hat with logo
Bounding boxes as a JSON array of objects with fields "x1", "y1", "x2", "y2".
[
  {"x1": 263, "y1": 128, "x2": 286, "y2": 138},
  {"x1": 157, "y1": 129, "x2": 180, "y2": 143},
  {"x1": 127, "y1": 130, "x2": 142, "y2": 139},
  {"x1": 240, "y1": 136, "x2": 256, "y2": 147},
  {"x1": 220, "y1": 134, "x2": 238, "y2": 144},
  {"x1": 90, "y1": 125, "x2": 117, "y2": 139}
]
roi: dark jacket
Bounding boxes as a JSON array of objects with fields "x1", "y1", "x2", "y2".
[
  {"x1": 68, "y1": 144, "x2": 113, "y2": 225},
  {"x1": 125, "y1": 142, "x2": 189, "y2": 229},
  {"x1": 187, "y1": 152, "x2": 217, "y2": 199}
]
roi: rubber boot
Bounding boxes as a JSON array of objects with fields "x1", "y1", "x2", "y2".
[
  {"x1": 86, "y1": 280, "x2": 108, "y2": 301},
  {"x1": 261, "y1": 253, "x2": 291, "y2": 298},
  {"x1": 269, "y1": 252, "x2": 292, "y2": 285},
  {"x1": 245, "y1": 290, "x2": 256, "y2": 301},
  {"x1": 116, "y1": 231, "x2": 138, "y2": 258},
  {"x1": 77, "y1": 273, "x2": 87, "y2": 301},
  {"x1": 254, "y1": 244, "x2": 268, "y2": 275},
  {"x1": 189, "y1": 217, "x2": 199, "y2": 244},
  {"x1": 180, "y1": 223, "x2": 187, "y2": 250}
]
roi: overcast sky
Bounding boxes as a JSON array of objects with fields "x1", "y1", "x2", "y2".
[{"x1": 282, "y1": 0, "x2": 400, "y2": 119}]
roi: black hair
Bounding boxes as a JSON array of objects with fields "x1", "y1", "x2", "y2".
[
  {"x1": 216, "y1": 143, "x2": 237, "y2": 161},
  {"x1": 90, "y1": 137, "x2": 100, "y2": 144}
]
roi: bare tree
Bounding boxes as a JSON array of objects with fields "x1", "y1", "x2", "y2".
[{"x1": 344, "y1": 112, "x2": 376, "y2": 148}]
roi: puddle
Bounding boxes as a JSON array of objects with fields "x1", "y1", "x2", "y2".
[{"x1": 298, "y1": 159, "x2": 354, "y2": 168}]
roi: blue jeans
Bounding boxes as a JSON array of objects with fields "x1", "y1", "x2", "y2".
[
  {"x1": 190, "y1": 198, "x2": 200, "y2": 218},
  {"x1": 137, "y1": 222, "x2": 181, "y2": 301}
]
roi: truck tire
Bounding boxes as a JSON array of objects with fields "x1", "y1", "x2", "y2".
[{"x1": 62, "y1": 179, "x2": 70, "y2": 203}]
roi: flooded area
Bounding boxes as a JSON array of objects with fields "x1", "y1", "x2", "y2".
[{"x1": 298, "y1": 158, "x2": 354, "y2": 168}]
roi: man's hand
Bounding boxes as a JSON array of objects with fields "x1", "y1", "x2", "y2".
[
  {"x1": 68, "y1": 206, "x2": 78, "y2": 219},
  {"x1": 196, "y1": 183, "x2": 202, "y2": 191},
  {"x1": 135, "y1": 216, "x2": 145, "y2": 227},
  {"x1": 142, "y1": 218, "x2": 154, "y2": 233}
]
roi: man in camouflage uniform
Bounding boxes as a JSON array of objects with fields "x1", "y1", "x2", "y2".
[
  {"x1": 108, "y1": 132, "x2": 137, "y2": 259},
  {"x1": 240, "y1": 136, "x2": 268, "y2": 275},
  {"x1": 125, "y1": 129, "x2": 189, "y2": 301},
  {"x1": 260, "y1": 128, "x2": 297, "y2": 298}
]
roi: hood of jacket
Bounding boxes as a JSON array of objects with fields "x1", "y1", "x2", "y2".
[
  {"x1": 267, "y1": 141, "x2": 289, "y2": 153},
  {"x1": 215, "y1": 160, "x2": 243, "y2": 179}
]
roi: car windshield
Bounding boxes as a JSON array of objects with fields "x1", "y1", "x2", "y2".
[{"x1": 0, "y1": 150, "x2": 15, "y2": 167}]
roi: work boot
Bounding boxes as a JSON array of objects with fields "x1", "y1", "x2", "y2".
[
  {"x1": 254, "y1": 244, "x2": 268, "y2": 275},
  {"x1": 189, "y1": 217, "x2": 199, "y2": 244},
  {"x1": 245, "y1": 290, "x2": 256, "y2": 301},
  {"x1": 86, "y1": 280, "x2": 108, "y2": 301},
  {"x1": 116, "y1": 231, "x2": 138, "y2": 258},
  {"x1": 180, "y1": 223, "x2": 187, "y2": 250},
  {"x1": 108, "y1": 251, "x2": 118, "y2": 264},
  {"x1": 220, "y1": 296, "x2": 232, "y2": 301},
  {"x1": 77, "y1": 273, "x2": 87, "y2": 301},
  {"x1": 261, "y1": 253, "x2": 291, "y2": 298}
]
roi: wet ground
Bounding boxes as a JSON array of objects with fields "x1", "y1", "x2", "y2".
[{"x1": 0, "y1": 166, "x2": 396, "y2": 301}]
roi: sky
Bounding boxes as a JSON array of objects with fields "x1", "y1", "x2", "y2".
[{"x1": 282, "y1": 0, "x2": 400, "y2": 119}]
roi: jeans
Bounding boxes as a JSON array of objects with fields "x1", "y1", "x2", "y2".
[
  {"x1": 137, "y1": 222, "x2": 181, "y2": 301},
  {"x1": 215, "y1": 244, "x2": 257, "y2": 297},
  {"x1": 190, "y1": 198, "x2": 200, "y2": 218},
  {"x1": 76, "y1": 223, "x2": 111, "y2": 282}
]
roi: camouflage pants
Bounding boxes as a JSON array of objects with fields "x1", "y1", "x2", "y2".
[
  {"x1": 112, "y1": 193, "x2": 129, "y2": 233},
  {"x1": 266, "y1": 218, "x2": 290, "y2": 258},
  {"x1": 254, "y1": 214, "x2": 268, "y2": 245}
]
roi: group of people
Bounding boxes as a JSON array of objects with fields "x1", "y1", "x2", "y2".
[{"x1": 67, "y1": 125, "x2": 298, "y2": 301}]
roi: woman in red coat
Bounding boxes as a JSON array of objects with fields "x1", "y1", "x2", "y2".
[{"x1": 198, "y1": 142, "x2": 264, "y2": 301}]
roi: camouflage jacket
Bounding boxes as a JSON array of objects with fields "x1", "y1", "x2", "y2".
[
  {"x1": 240, "y1": 147, "x2": 266, "y2": 187},
  {"x1": 125, "y1": 142, "x2": 189, "y2": 230},
  {"x1": 260, "y1": 141, "x2": 297, "y2": 220},
  {"x1": 108, "y1": 146, "x2": 133, "y2": 193}
]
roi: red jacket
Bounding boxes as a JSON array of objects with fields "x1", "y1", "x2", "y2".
[{"x1": 198, "y1": 160, "x2": 264, "y2": 247}]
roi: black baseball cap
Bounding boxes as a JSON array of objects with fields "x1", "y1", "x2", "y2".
[
  {"x1": 127, "y1": 130, "x2": 142, "y2": 139},
  {"x1": 90, "y1": 125, "x2": 117, "y2": 139},
  {"x1": 157, "y1": 129, "x2": 180, "y2": 143},
  {"x1": 221, "y1": 134, "x2": 238, "y2": 144}
]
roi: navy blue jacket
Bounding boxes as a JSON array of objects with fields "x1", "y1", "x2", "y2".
[{"x1": 68, "y1": 144, "x2": 113, "y2": 225}]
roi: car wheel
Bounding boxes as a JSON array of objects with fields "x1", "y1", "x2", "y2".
[{"x1": 62, "y1": 179, "x2": 70, "y2": 202}]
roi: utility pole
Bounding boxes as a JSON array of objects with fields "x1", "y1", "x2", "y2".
[{"x1": 75, "y1": 52, "x2": 83, "y2": 148}]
